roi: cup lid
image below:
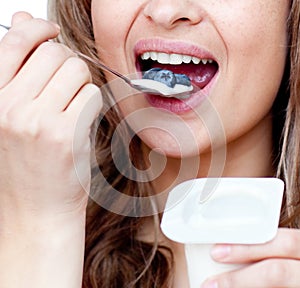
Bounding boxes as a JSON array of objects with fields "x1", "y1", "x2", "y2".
[{"x1": 161, "y1": 178, "x2": 284, "y2": 244}]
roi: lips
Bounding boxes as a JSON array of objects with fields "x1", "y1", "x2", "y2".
[
  {"x1": 135, "y1": 40, "x2": 218, "y2": 88},
  {"x1": 134, "y1": 39, "x2": 219, "y2": 113}
]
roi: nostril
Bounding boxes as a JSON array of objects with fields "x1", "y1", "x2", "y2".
[{"x1": 143, "y1": 0, "x2": 203, "y2": 29}]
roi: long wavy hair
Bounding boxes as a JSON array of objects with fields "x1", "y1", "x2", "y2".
[{"x1": 48, "y1": 0, "x2": 300, "y2": 287}]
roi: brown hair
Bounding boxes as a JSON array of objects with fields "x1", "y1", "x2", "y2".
[
  {"x1": 48, "y1": 0, "x2": 300, "y2": 286},
  {"x1": 277, "y1": 0, "x2": 300, "y2": 228},
  {"x1": 48, "y1": 1, "x2": 172, "y2": 287}
]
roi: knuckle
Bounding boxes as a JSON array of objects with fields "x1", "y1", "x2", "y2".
[
  {"x1": 85, "y1": 83, "x2": 101, "y2": 95},
  {"x1": 0, "y1": 107, "x2": 40, "y2": 138},
  {"x1": 217, "y1": 274, "x2": 233, "y2": 288},
  {"x1": 0, "y1": 101, "x2": 16, "y2": 130},
  {"x1": 29, "y1": 121, "x2": 75, "y2": 161},
  {"x1": 51, "y1": 129, "x2": 70, "y2": 145},
  {"x1": 0, "y1": 30, "x2": 28, "y2": 50},
  {"x1": 0, "y1": 102, "x2": 75, "y2": 157},
  {"x1": 51, "y1": 135, "x2": 74, "y2": 162},
  {"x1": 21, "y1": 118, "x2": 41, "y2": 138},
  {"x1": 262, "y1": 259, "x2": 288, "y2": 285},
  {"x1": 67, "y1": 57, "x2": 91, "y2": 79},
  {"x1": 37, "y1": 42, "x2": 72, "y2": 59},
  {"x1": 33, "y1": 18, "x2": 52, "y2": 29},
  {"x1": 238, "y1": 245, "x2": 253, "y2": 260},
  {"x1": 0, "y1": 99, "x2": 42, "y2": 139},
  {"x1": 80, "y1": 83, "x2": 102, "y2": 103},
  {"x1": 0, "y1": 111, "x2": 9, "y2": 133},
  {"x1": 45, "y1": 124, "x2": 73, "y2": 151},
  {"x1": 279, "y1": 231, "x2": 298, "y2": 256}
]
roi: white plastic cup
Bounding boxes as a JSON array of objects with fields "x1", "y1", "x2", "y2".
[
  {"x1": 161, "y1": 178, "x2": 284, "y2": 288},
  {"x1": 185, "y1": 244, "x2": 242, "y2": 288}
]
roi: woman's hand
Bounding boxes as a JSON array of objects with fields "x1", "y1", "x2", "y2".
[
  {"x1": 0, "y1": 12, "x2": 102, "y2": 287},
  {"x1": 202, "y1": 228, "x2": 300, "y2": 288},
  {"x1": 0, "y1": 12, "x2": 102, "y2": 222}
]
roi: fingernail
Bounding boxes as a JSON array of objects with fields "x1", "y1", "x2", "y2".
[
  {"x1": 211, "y1": 245, "x2": 231, "y2": 260},
  {"x1": 201, "y1": 279, "x2": 218, "y2": 288}
]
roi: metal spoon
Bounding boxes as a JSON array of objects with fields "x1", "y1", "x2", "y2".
[{"x1": 0, "y1": 23, "x2": 196, "y2": 99}]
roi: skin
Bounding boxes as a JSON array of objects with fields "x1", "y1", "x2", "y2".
[
  {"x1": 92, "y1": 0, "x2": 287, "y2": 187},
  {"x1": 0, "y1": 12, "x2": 102, "y2": 287},
  {"x1": 91, "y1": 0, "x2": 300, "y2": 287},
  {"x1": 92, "y1": 0, "x2": 286, "y2": 158},
  {"x1": 0, "y1": 1, "x2": 299, "y2": 288}
]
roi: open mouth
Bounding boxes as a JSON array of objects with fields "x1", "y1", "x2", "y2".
[{"x1": 137, "y1": 51, "x2": 219, "y2": 93}]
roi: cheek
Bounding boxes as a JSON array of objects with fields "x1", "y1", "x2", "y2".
[
  {"x1": 217, "y1": 1, "x2": 288, "y2": 73},
  {"x1": 212, "y1": 3, "x2": 288, "y2": 139},
  {"x1": 91, "y1": 1, "x2": 133, "y2": 55}
]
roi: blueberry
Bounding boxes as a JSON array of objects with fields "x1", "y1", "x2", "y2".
[
  {"x1": 175, "y1": 73, "x2": 191, "y2": 87},
  {"x1": 153, "y1": 69, "x2": 176, "y2": 88},
  {"x1": 143, "y1": 68, "x2": 162, "y2": 80}
]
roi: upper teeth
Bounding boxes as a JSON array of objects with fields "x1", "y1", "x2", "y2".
[{"x1": 140, "y1": 51, "x2": 213, "y2": 65}]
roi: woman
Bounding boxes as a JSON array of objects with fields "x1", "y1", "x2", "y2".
[{"x1": 0, "y1": 0, "x2": 299, "y2": 287}]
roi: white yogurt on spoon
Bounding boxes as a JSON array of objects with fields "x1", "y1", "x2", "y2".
[
  {"x1": 130, "y1": 78, "x2": 193, "y2": 98},
  {"x1": 130, "y1": 68, "x2": 194, "y2": 99}
]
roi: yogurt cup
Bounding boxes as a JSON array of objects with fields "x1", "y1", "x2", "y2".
[
  {"x1": 161, "y1": 178, "x2": 284, "y2": 288},
  {"x1": 185, "y1": 243, "x2": 243, "y2": 287}
]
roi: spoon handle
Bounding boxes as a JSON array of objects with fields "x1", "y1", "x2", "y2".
[
  {"x1": 0, "y1": 23, "x2": 132, "y2": 85},
  {"x1": 0, "y1": 23, "x2": 196, "y2": 99},
  {"x1": 0, "y1": 23, "x2": 9, "y2": 30},
  {"x1": 74, "y1": 51, "x2": 132, "y2": 85}
]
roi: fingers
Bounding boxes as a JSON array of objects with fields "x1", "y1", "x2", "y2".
[
  {"x1": 211, "y1": 228, "x2": 300, "y2": 263},
  {"x1": 0, "y1": 13, "x2": 103, "y2": 139},
  {"x1": 0, "y1": 13, "x2": 102, "y2": 222},
  {"x1": 200, "y1": 229, "x2": 300, "y2": 288},
  {"x1": 0, "y1": 13, "x2": 98, "y2": 115},
  {"x1": 33, "y1": 55, "x2": 92, "y2": 111},
  {"x1": 0, "y1": 16, "x2": 60, "y2": 88},
  {"x1": 202, "y1": 259, "x2": 300, "y2": 288},
  {"x1": 3, "y1": 41, "x2": 75, "y2": 102},
  {"x1": 67, "y1": 83, "x2": 102, "y2": 132}
]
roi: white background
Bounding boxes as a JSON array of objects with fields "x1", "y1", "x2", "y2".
[{"x1": 0, "y1": 0, "x2": 48, "y2": 38}]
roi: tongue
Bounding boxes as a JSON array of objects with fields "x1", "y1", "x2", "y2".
[{"x1": 152, "y1": 63, "x2": 218, "y2": 89}]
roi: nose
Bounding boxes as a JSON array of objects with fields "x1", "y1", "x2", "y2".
[{"x1": 143, "y1": 0, "x2": 202, "y2": 30}]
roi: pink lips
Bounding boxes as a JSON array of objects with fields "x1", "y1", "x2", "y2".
[
  {"x1": 134, "y1": 39, "x2": 219, "y2": 114},
  {"x1": 145, "y1": 74, "x2": 217, "y2": 114}
]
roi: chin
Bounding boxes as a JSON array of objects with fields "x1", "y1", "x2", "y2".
[{"x1": 138, "y1": 128, "x2": 212, "y2": 159}]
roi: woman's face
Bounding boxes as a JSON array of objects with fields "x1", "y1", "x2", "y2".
[{"x1": 91, "y1": 0, "x2": 289, "y2": 158}]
